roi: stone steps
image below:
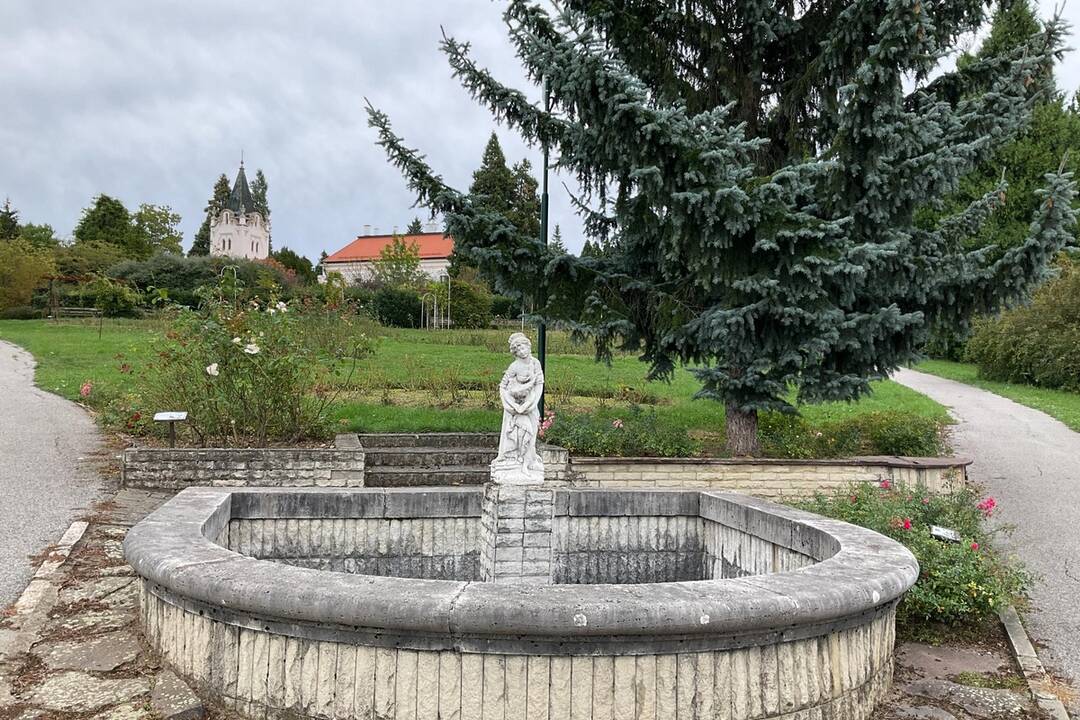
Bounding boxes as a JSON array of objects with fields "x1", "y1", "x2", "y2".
[
  {"x1": 363, "y1": 465, "x2": 490, "y2": 487},
  {"x1": 358, "y1": 433, "x2": 498, "y2": 449},
  {"x1": 364, "y1": 447, "x2": 497, "y2": 468}
]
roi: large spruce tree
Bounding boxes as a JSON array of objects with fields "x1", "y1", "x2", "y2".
[{"x1": 368, "y1": 1, "x2": 1076, "y2": 455}]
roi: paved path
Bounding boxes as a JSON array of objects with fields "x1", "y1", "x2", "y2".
[
  {"x1": 0, "y1": 340, "x2": 103, "y2": 606},
  {"x1": 894, "y1": 368, "x2": 1080, "y2": 697}
]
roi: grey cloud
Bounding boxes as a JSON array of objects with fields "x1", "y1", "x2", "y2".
[{"x1": 4, "y1": 1, "x2": 1079, "y2": 261}]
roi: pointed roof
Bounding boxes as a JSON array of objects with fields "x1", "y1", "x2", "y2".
[{"x1": 225, "y1": 163, "x2": 256, "y2": 215}]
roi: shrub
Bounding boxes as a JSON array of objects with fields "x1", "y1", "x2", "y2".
[
  {"x1": 965, "y1": 260, "x2": 1080, "y2": 390},
  {"x1": 491, "y1": 295, "x2": 519, "y2": 319},
  {"x1": 0, "y1": 238, "x2": 54, "y2": 310},
  {"x1": 0, "y1": 305, "x2": 39, "y2": 320},
  {"x1": 109, "y1": 254, "x2": 293, "y2": 307},
  {"x1": 759, "y1": 411, "x2": 945, "y2": 458},
  {"x1": 372, "y1": 287, "x2": 421, "y2": 328},
  {"x1": 801, "y1": 483, "x2": 1028, "y2": 628},
  {"x1": 90, "y1": 277, "x2": 141, "y2": 317},
  {"x1": 136, "y1": 293, "x2": 374, "y2": 445},
  {"x1": 433, "y1": 279, "x2": 493, "y2": 329},
  {"x1": 543, "y1": 406, "x2": 701, "y2": 457}
]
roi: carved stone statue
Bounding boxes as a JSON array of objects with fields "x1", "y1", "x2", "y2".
[{"x1": 490, "y1": 333, "x2": 545, "y2": 484}]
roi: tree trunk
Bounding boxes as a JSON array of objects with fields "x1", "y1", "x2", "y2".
[{"x1": 725, "y1": 403, "x2": 761, "y2": 457}]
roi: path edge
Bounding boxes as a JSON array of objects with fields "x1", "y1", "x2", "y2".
[{"x1": 999, "y1": 605, "x2": 1072, "y2": 719}]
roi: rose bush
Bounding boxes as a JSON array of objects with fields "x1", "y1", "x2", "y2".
[
  {"x1": 801, "y1": 483, "x2": 1028, "y2": 630},
  {"x1": 136, "y1": 291, "x2": 374, "y2": 445}
]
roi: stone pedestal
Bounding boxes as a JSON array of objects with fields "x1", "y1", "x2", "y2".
[{"x1": 479, "y1": 484, "x2": 554, "y2": 583}]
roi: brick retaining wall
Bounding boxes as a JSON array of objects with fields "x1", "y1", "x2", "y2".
[
  {"x1": 569, "y1": 455, "x2": 968, "y2": 498},
  {"x1": 121, "y1": 435, "x2": 364, "y2": 491}
]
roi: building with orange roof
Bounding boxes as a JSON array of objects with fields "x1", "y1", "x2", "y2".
[{"x1": 321, "y1": 226, "x2": 453, "y2": 283}]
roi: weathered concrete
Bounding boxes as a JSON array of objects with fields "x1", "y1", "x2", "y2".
[
  {"x1": 893, "y1": 368, "x2": 1080, "y2": 703},
  {"x1": 151, "y1": 670, "x2": 205, "y2": 720},
  {"x1": 27, "y1": 671, "x2": 148, "y2": 713},
  {"x1": 0, "y1": 341, "x2": 104, "y2": 605},
  {"x1": 33, "y1": 630, "x2": 141, "y2": 672},
  {"x1": 904, "y1": 678, "x2": 1027, "y2": 719},
  {"x1": 126, "y1": 486, "x2": 916, "y2": 719}
]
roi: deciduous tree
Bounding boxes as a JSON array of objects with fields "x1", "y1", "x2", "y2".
[
  {"x1": 132, "y1": 203, "x2": 183, "y2": 256},
  {"x1": 372, "y1": 235, "x2": 428, "y2": 288}
]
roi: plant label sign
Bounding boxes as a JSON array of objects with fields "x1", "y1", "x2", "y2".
[{"x1": 153, "y1": 411, "x2": 188, "y2": 423}]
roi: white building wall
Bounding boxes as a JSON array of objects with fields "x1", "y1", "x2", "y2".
[
  {"x1": 210, "y1": 211, "x2": 270, "y2": 260},
  {"x1": 323, "y1": 258, "x2": 450, "y2": 284}
]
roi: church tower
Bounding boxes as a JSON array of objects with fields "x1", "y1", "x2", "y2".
[{"x1": 209, "y1": 161, "x2": 269, "y2": 260}]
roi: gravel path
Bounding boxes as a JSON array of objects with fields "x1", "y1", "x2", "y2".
[
  {"x1": 893, "y1": 368, "x2": 1080, "y2": 698},
  {"x1": 0, "y1": 340, "x2": 103, "y2": 606}
]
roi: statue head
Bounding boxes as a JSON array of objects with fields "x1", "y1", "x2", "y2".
[{"x1": 508, "y1": 332, "x2": 532, "y2": 359}]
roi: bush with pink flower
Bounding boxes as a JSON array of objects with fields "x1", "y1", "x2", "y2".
[{"x1": 801, "y1": 483, "x2": 1028, "y2": 630}]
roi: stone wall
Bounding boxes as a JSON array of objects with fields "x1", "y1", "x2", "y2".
[
  {"x1": 569, "y1": 455, "x2": 967, "y2": 497},
  {"x1": 121, "y1": 435, "x2": 364, "y2": 491},
  {"x1": 121, "y1": 432, "x2": 966, "y2": 500},
  {"x1": 221, "y1": 517, "x2": 480, "y2": 580},
  {"x1": 141, "y1": 583, "x2": 894, "y2": 720},
  {"x1": 127, "y1": 487, "x2": 917, "y2": 720}
]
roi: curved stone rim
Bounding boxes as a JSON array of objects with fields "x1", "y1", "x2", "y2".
[{"x1": 123, "y1": 486, "x2": 918, "y2": 651}]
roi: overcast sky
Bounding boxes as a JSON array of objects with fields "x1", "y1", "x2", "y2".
[{"x1": 4, "y1": 1, "x2": 1080, "y2": 261}]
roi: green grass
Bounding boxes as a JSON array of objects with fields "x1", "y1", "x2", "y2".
[
  {"x1": 0, "y1": 319, "x2": 950, "y2": 453},
  {"x1": 916, "y1": 359, "x2": 1080, "y2": 432}
]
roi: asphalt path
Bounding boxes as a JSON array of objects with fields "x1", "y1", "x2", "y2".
[
  {"x1": 894, "y1": 367, "x2": 1080, "y2": 703},
  {"x1": 0, "y1": 340, "x2": 103, "y2": 605}
]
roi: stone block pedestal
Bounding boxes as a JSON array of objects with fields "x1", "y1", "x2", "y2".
[{"x1": 479, "y1": 484, "x2": 554, "y2": 583}]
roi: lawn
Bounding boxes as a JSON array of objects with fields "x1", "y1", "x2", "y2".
[
  {"x1": 0, "y1": 319, "x2": 950, "y2": 455},
  {"x1": 916, "y1": 359, "x2": 1080, "y2": 432}
]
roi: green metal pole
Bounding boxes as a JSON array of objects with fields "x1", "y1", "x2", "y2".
[{"x1": 538, "y1": 79, "x2": 550, "y2": 420}]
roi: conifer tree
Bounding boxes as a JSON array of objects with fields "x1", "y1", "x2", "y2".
[
  {"x1": 406, "y1": 217, "x2": 425, "y2": 235},
  {"x1": 251, "y1": 169, "x2": 271, "y2": 251},
  {"x1": 190, "y1": 174, "x2": 231, "y2": 256},
  {"x1": 551, "y1": 224, "x2": 567, "y2": 254},
  {"x1": 508, "y1": 159, "x2": 541, "y2": 239},
  {"x1": 74, "y1": 195, "x2": 137, "y2": 256},
  {"x1": 369, "y1": 1, "x2": 1075, "y2": 454},
  {"x1": 0, "y1": 198, "x2": 19, "y2": 240}
]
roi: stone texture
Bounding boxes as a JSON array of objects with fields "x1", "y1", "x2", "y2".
[
  {"x1": 151, "y1": 670, "x2": 204, "y2": 720},
  {"x1": 897, "y1": 707, "x2": 960, "y2": 720},
  {"x1": 122, "y1": 446, "x2": 365, "y2": 491},
  {"x1": 94, "y1": 702, "x2": 155, "y2": 720},
  {"x1": 33, "y1": 630, "x2": 141, "y2": 672},
  {"x1": 905, "y1": 678, "x2": 1028, "y2": 719},
  {"x1": 27, "y1": 671, "x2": 148, "y2": 713}
]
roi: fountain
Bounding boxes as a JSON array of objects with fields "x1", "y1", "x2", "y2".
[{"x1": 124, "y1": 335, "x2": 917, "y2": 720}]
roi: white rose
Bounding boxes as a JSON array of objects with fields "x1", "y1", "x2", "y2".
[
  {"x1": 205, "y1": 363, "x2": 220, "y2": 377},
  {"x1": 276, "y1": 301, "x2": 288, "y2": 313},
  {"x1": 244, "y1": 343, "x2": 260, "y2": 355}
]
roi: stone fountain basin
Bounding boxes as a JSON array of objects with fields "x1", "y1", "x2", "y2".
[{"x1": 125, "y1": 487, "x2": 917, "y2": 719}]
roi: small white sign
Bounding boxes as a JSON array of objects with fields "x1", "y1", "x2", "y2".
[
  {"x1": 930, "y1": 525, "x2": 961, "y2": 543},
  {"x1": 153, "y1": 411, "x2": 188, "y2": 422}
]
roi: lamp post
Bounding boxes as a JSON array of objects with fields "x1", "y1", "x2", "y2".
[
  {"x1": 443, "y1": 274, "x2": 451, "y2": 329},
  {"x1": 537, "y1": 78, "x2": 550, "y2": 419}
]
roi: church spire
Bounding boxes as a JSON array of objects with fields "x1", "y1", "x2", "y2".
[{"x1": 225, "y1": 160, "x2": 256, "y2": 215}]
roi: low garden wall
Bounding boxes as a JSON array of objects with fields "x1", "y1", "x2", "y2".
[
  {"x1": 568, "y1": 455, "x2": 968, "y2": 498},
  {"x1": 120, "y1": 434, "x2": 365, "y2": 491},
  {"x1": 122, "y1": 433, "x2": 968, "y2": 498}
]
